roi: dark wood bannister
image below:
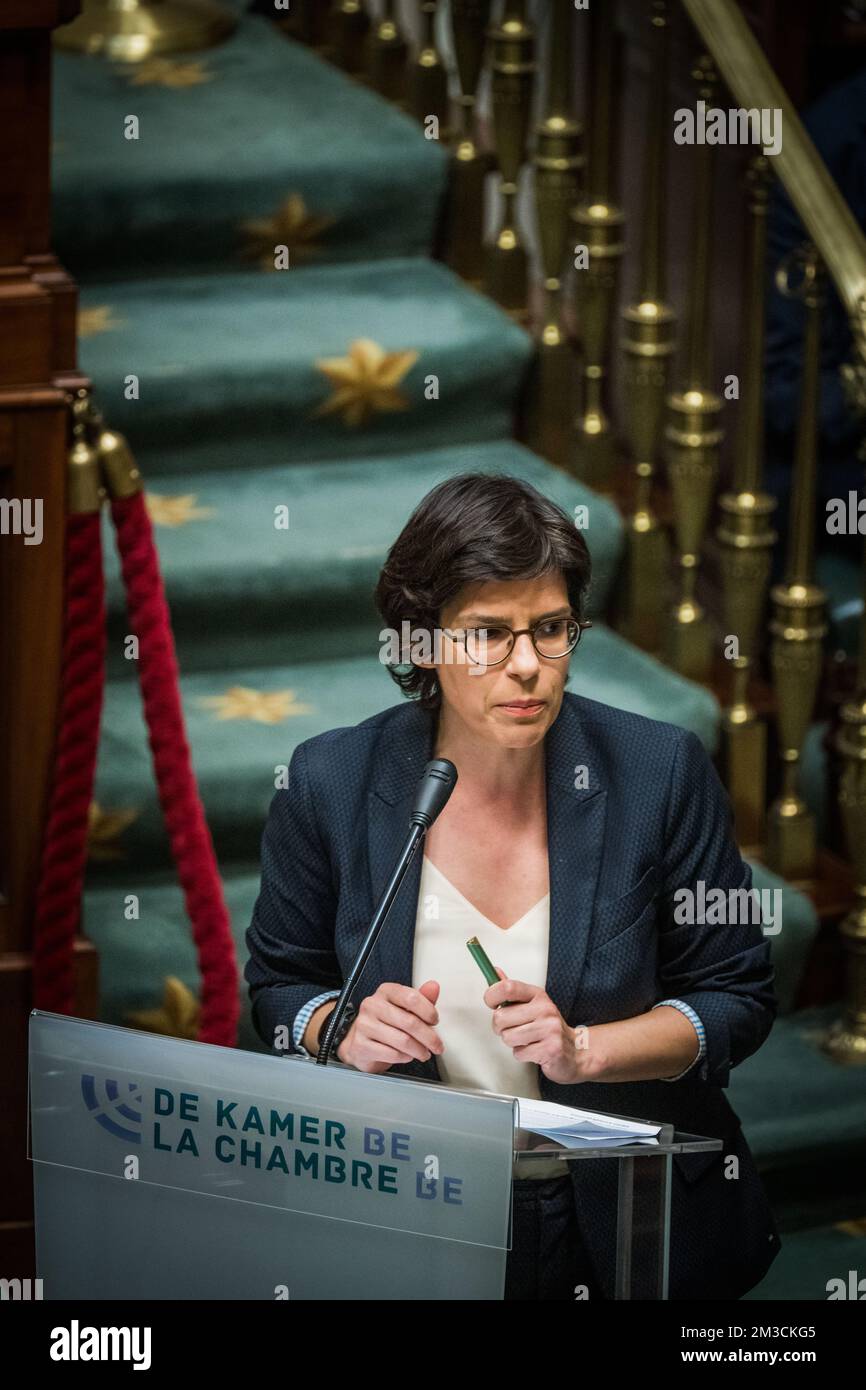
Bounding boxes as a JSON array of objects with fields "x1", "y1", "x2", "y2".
[{"x1": 0, "y1": 0, "x2": 97, "y2": 1275}]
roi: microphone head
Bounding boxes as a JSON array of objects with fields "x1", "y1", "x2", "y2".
[{"x1": 411, "y1": 758, "x2": 458, "y2": 828}]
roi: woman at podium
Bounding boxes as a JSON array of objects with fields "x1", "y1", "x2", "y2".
[{"x1": 245, "y1": 472, "x2": 781, "y2": 1301}]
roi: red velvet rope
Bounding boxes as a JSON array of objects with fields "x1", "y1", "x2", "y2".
[
  {"x1": 33, "y1": 511, "x2": 106, "y2": 1013},
  {"x1": 109, "y1": 491, "x2": 239, "y2": 1046}
]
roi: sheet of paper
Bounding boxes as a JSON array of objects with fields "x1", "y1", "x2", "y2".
[
  {"x1": 517, "y1": 1097, "x2": 661, "y2": 1140},
  {"x1": 529, "y1": 1127, "x2": 661, "y2": 1150}
]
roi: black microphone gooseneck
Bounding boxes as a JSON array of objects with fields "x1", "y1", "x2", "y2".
[{"x1": 316, "y1": 758, "x2": 457, "y2": 1065}]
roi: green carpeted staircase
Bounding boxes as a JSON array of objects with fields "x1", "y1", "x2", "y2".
[
  {"x1": 52, "y1": 14, "x2": 449, "y2": 276},
  {"x1": 52, "y1": 8, "x2": 864, "y2": 1297}
]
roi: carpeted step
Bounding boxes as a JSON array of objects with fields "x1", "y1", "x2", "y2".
[
  {"x1": 744, "y1": 858, "x2": 820, "y2": 1016},
  {"x1": 800, "y1": 720, "x2": 832, "y2": 849},
  {"x1": 82, "y1": 864, "x2": 268, "y2": 1057},
  {"x1": 88, "y1": 632, "x2": 720, "y2": 875},
  {"x1": 727, "y1": 1003, "x2": 866, "y2": 1172},
  {"x1": 100, "y1": 440, "x2": 625, "y2": 679},
  {"x1": 816, "y1": 541, "x2": 862, "y2": 661},
  {"x1": 75, "y1": 258, "x2": 534, "y2": 462},
  {"x1": 743, "y1": 1218, "x2": 866, "y2": 1299},
  {"x1": 52, "y1": 13, "x2": 449, "y2": 279}
]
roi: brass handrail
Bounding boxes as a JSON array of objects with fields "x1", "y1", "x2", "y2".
[{"x1": 681, "y1": 0, "x2": 866, "y2": 382}]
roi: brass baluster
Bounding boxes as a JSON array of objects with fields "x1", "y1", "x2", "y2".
[
  {"x1": 570, "y1": 0, "x2": 626, "y2": 486},
  {"x1": 329, "y1": 0, "x2": 371, "y2": 75},
  {"x1": 523, "y1": 0, "x2": 583, "y2": 464},
  {"x1": 766, "y1": 245, "x2": 829, "y2": 879},
  {"x1": 664, "y1": 53, "x2": 723, "y2": 680},
  {"x1": 716, "y1": 155, "x2": 778, "y2": 852},
  {"x1": 367, "y1": 0, "x2": 409, "y2": 105},
  {"x1": 444, "y1": 0, "x2": 492, "y2": 285},
  {"x1": 616, "y1": 0, "x2": 675, "y2": 650},
  {"x1": 483, "y1": 0, "x2": 536, "y2": 321},
  {"x1": 278, "y1": 0, "x2": 329, "y2": 48},
  {"x1": 410, "y1": 2, "x2": 450, "y2": 136}
]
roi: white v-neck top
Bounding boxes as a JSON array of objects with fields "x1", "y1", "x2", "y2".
[
  {"x1": 411, "y1": 856, "x2": 568, "y2": 1179},
  {"x1": 411, "y1": 854, "x2": 554, "y2": 1088}
]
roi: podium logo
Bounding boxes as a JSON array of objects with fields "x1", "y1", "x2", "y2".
[{"x1": 81, "y1": 1074, "x2": 143, "y2": 1143}]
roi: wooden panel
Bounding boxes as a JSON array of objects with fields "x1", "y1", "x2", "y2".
[
  {"x1": 0, "y1": 937, "x2": 98, "y2": 1273},
  {"x1": 0, "y1": 0, "x2": 88, "y2": 1269},
  {"x1": 0, "y1": 41, "x2": 49, "y2": 265},
  {"x1": 0, "y1": 403, "x2": 68, "y2": 953}
]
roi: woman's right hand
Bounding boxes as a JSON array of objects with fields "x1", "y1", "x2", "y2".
[{"x1": 338, "y1": 980, "x2": 444, "y2": 1073}]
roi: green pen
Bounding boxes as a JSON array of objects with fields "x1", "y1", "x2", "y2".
[{"x1": 466, "y1": 936, "x2": 514, "y2": 1008}]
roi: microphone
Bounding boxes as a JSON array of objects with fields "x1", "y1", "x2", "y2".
[
  {"x1": 411, "y1": 758, "x2": 458, "y2": 828},
  {"x1": 316, "y1": 758, "x2": 457, "y2": 1066}
]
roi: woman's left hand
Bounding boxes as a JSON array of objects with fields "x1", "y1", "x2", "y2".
[{"x1": 484, "y1": 967, "x2": 596, "y2": 1085}]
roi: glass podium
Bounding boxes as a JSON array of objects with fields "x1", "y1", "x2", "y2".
[
  {"x1": 513, "y1": 1123, "x2": 721, "y2": 1299},
  {"x1": 28, "y1": 1011, "x2": 720, "y2": 1300}
]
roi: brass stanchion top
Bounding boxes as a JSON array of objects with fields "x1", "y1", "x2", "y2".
[
  {"x1": 66, "y1": 389, "x2": 105, "y2": 515},
  {"x1": 98, "y1": 429, "x2": 143, "y2": 500}
]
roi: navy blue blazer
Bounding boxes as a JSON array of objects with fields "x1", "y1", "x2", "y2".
[{"x1": 245, "y1": 690, "x2": 782, "y2": 1299}]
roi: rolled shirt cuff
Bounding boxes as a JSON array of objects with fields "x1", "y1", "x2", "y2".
[
  {"x1": 292, "y1": 989, "x2": 341, "y2": 1058},
  {"x1": 652, "y1": 998, "x2": 708, "y2": 1081}
]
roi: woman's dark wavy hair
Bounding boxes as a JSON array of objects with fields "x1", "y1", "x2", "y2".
[{"x1": 374, "y1": 472, "x2": 592, "y2": 712}]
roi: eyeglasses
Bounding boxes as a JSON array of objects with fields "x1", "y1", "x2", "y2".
[{"x1": 443, "y1": 617, "x2": 592, "y2": 667}]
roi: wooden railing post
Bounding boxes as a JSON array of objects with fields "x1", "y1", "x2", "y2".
[{"x1": 0, "y1": 0, "x2": 97, "y2": 1273}]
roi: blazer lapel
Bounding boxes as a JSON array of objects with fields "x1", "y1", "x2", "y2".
[
  {"x1": 360, "y1": 694, "x2": 607, "y2": 1081},
  {"x1": 542, "y1": 693, "x2": 608, "y2": 1023}
]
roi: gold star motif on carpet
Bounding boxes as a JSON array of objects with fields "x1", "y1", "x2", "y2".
[
  {"x1": 124, "y1": 58, "x2": 214, "y2": 87},
  {"x1": 313, "y1": 338, "x2": 419, "y2": 427},
  {"x1": 78, "y1": 306, "x2": 124, "y2": 339},
  {"x1": 145, "y1": 493, "x2": 216, "y2": 527},
  {"x1": 126, "y1": 977, "x2": 201, "y2": 1040},
  {"x1": 86, "y1": 800, "x2": 139, "y2": 862},
  {"x1": 238, "y1": 193, "x2": 335, "y2": 269},
  {"x1": 196, "y1": 686, "x2": 313, "y2": 724},
  {"x1": 834, "y1": 1217, "x2": 866, "y2": 1237}
]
